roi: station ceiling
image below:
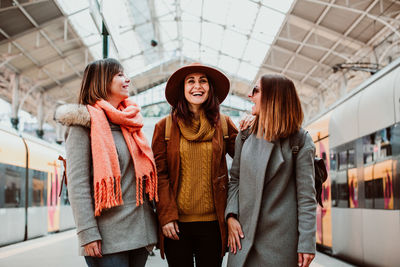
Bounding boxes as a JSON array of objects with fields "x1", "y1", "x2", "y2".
[{"x1": 0, "y1": 0, "x2": 399, "y2": 125}]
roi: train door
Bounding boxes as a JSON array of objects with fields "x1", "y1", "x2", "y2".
[
  {"x1": 315, "y1": 137, "x2": 332, "y2": 248},
  {"x1": 47, "y1": 161, "x2": 61, "y2": 232},
  {"x1": 0, "y1": 129, "x2": 27, "y2": 246}
]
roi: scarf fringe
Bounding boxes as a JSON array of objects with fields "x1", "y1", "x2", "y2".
[
  {"x1": 135, "y1": 171, "x2": 159, "y2": 206},
  {"x1": 94, "y1": 176, "x2": 124, "y2": 217}
]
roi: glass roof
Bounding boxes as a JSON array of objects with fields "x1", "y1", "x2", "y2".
[{"x1": 56, "y1": 0, "x2": 294, "y2": 81}]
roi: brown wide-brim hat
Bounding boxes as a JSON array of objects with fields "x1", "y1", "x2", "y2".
[{"x1": 165, "y1": 62, "x2": 230, "y2": 106}]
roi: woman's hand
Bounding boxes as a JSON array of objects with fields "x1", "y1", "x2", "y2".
[
  {"x1": 84, "y1": 240, "x2": 102, "y2": 258},
  {"x1": 227, "y1": 217, "x2": 244, "y2": 254},
  {"x1": 162, "y1": 221, "x2": 180, "y2": 240},
  {"x1": 239, "y1": 114, "x2": 255, "y2": 131},
  {"x1": 298, "y1": 253, "x2": 315, "y2": 267}
]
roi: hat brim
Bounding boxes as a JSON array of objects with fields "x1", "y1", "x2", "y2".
[{"x1": 165, "y1": 65, "x2": 230, "y2": 107}]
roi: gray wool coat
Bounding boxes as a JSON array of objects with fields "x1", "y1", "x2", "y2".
[
  {"x1": 55, "y1": 104, "x2": 158, "y2": 256},
  {"x1": 225, "y1": 130, "x2": 317, "y2": 267}
]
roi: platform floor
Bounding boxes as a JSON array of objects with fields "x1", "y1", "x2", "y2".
[{"x1": 0, "y1": 230, "x2": 354, "y2": 267}]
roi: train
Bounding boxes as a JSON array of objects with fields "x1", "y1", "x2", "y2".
[
  {"x1": 1, "y1": 59, "x2": 399, "y2": 266},
  {"x1": 305, "y1": 57, "x2": 400, "y2": 266},
  {"x1": 0, "y1": 125, "x2": 74, "y2": 247}
]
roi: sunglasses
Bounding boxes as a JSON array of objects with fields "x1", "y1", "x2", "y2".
[{"x1": 251, "y1": 86, "x2": 260, "y2": 97}]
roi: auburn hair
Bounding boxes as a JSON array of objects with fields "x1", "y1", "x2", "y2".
[
  {"x1": 172, "y1": 77, "x2": 220, "y2": 126},
  {"x1": 78, "y1": 58, "x2": 124, "y2": 105},
  {"x1": 252, "y1": 74, "x2": 303, "y2": 141}
]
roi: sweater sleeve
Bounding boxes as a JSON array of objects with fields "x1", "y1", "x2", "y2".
[
  {"x1": 295, "y1": 133, "x2": 317, "y2": 254},
  {"x1": 65, "y1": 126, "x2": 101, "y2": 247}
]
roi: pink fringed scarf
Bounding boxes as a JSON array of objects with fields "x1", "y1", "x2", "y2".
[{"x1": 87, "y1": 99, "x2": 158, "y2": 216}]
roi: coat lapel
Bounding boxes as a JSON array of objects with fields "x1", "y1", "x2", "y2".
[
  {"x1": 265, "y1": 139, "x2": 284, "y2": 183},
  {"x1": 241, "y1": 135, "x2": 274, "y2": 193}
]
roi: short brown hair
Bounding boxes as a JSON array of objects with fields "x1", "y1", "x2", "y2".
[
  {"x1": 172, "y1": 77, "x2": 220, "y2": 126},
  {"x1": 252, "y1": 74, "x2": 303, "y2": 141},
  {"x1": 78, "y1": 58, "x2": 124, "y2": 105}
]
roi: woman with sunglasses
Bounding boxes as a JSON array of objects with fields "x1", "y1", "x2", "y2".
[{"x1": 225, "y1": 74, "x2": 317, "y2": 267}]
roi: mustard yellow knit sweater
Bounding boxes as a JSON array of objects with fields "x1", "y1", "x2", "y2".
[{"x1": 177, "y1": 113, "x2": 217, "y2": 222}]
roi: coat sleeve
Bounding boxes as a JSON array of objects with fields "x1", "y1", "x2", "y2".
[
  {"x1": 65, "y1": 126, "x2": 101, "y2": 247},
  {"x1": 295, "y1": 133, "x2": 317, "y2": 254},
  {"x1": 226, "y1": 116, "x2": 238, "y2": 158},
  {"x1": 151, "y1": 119, "x2": 179, "y2": 227},
  {"x1": 225, "y1": 132, "x2": 244, "y2": 220}
]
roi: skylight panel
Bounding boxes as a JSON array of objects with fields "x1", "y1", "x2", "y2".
[
  {"x1": 237, "y1": 62, "x2": 259, "y2": 81},
  {"x1": 220, "y1": 30, "x2": 247, "y2": 59},
  {"x1": 202, "y1": 0, "x2": 230, "y2": 25},
  {"x1": 262, "y1": 0, "x2": 293, "y2": 13},
  {"x1": 56, "y1": 0, "x2": 89, "y2": 15},
  {"x1": 252, "y1": 6, "x2": 285, "y2": 44},
  {"x1": 201, "y1": 51, "x2": 219, "y2": 68},
  {"x1": 182, "y1": 38, "x2": 200, "y2": 60},
  {"x1": 155, "y1": 0, "x2": 174, "y2": 17},
  {"x1": 226, "y1": 0, "x2": 258, "y2": 34},
  {"x1": 218, "y1": 55, "x2": 240, "y2": 75},
  {"x1": 242, "y1": 39, "x2": 269, "y2": 66},
  {"x1": 201, "y1": 22, "x2": 224, "y2": 51},
  {"x1": 162, "y1": 40, "x2": 179, "y2": 58},
  {"x1": 68, "y1": 9, "x2": 98, "y2": 43},
  {"x1": 117, "y1": 31, "x2": 142, "y2": 58},
  {"x1": 129, "y1": 1, "x2": 151, "y2": 25},
  {"x1": 182, "y1": 13, "x2": 201, "y2": 45},
  {"x1": 180, "y1": 0, "x2": 203, "y2": 18},
  {"x1": 159, "y1": 14, "x2": 178, "y2": 42},
  {"x1": 136, "y1": 24, "x2": 155, "y2": 43}
]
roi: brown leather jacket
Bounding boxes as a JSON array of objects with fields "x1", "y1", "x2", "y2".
[{"x1": 151, "y1": 114, "x2": 237, "y2": 258}]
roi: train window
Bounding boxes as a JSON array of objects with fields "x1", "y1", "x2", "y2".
[
  {"x1": 30, "y1": 170, "x2": 47, "y2": 207},
  {"x1": 348, "y1": 149, "x2": 355, "y2": 168},
  {"x1": 330, "y1": 152, "x2": 337, "y2": 171},
  {"x1": 375, "y1": 128, "x2": 392, "y2": 160},
  {"x1": 390, "y1": 124, "x2": 400, "y2": 156},
  {"x1": 363, "y1": 134, "x2": 375, "y2": 164},
  {"x1": 3, "y1": 166, "x2": 22, "y2": 208},
  {"x1": 337, "y1": 182, "x2": 350, "y2": 208},
  {"x1": 338, "y1": 151, "x2": 347, "y2": 171},
  {"x1": 365, "y1": 178, "x2": 385, "y2": 209}
]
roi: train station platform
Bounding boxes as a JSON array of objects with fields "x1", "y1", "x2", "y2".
[{"x1": 0, "y1": 229, "x2": 354, "y2": 267}]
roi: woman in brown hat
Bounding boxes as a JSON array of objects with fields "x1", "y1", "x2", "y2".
[{"x1": 151, "y1": 63, "x2": 238, "y2": 267}]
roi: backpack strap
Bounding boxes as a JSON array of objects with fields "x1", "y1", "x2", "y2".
[
  {"x1": 220, "y1": 113, "x2": 229, "y2": 140},
  {"x1": 165, "y1": 114, "x2": 172, "y2": 141},
  {"x1": 240, "y1": 128, "x2": 251, "y2": 143},
  {"x1": 289, "y1": 128, "x2": 307, "y2": 156}
]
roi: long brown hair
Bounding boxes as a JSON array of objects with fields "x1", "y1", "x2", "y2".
[
  {"x1": 252, "y1": 74, "x2": 303, "y2": 141},
  {"x1": 78, "y1": 58, "x2": 124, "y2": 105},
  {"x1": 172, "y1": 77, "x2": 220, "y2": 125}
]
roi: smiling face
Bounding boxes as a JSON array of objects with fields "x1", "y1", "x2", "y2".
[
  {"x1": 248, "y1": 78, "x2": 261, "y2": 115},
  {"x1": 183, "y1": 72, "x2": 210, "y2": 110},
  {"x1": 108, "y1": 71, "x2": 130, "y2": 107}
]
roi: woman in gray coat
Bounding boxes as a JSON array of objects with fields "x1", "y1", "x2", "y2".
[
  {"x1": 55, "y1": 58, "x2": 158, "y2": 267},
  {"x1": 225, "y1": 74, "x2": 317, "y2": 267}
]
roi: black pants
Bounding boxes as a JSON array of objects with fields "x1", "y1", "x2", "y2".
[{"x1": 164, "y1": 221, "x2": 222, "y2": 267}]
